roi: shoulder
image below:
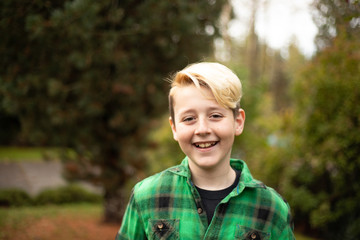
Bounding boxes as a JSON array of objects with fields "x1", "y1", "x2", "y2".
[
  {"x1": 247, "y1": 182, "x2": 293, "y2": 234},
  {"x1": 132, "y1": 164, "x2": 187, "y2": 199},
  {"x1": 231, "y1": 159, "x2": 292, "y2": 228},
  {"x1": 232, "y1": 159, "x2": 289, "y2": 206},
  {"x1": 258, "y1": 184, "x2": 290, "y2": 214},
  {"x1": 242, "y1": 172, "x2": 290, "y2": 218}
]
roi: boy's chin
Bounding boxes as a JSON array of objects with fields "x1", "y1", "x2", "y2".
[{"x1": 188, "y1": 157, "x2": 226, "y2": 170}]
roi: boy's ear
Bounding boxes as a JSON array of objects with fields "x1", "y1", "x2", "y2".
[
  {"x1": 235, "y1": 109, "x2": 245, "y2": 136},
  {"x1": 169, "y1": 117, "x2": 178, "y2": 141}
]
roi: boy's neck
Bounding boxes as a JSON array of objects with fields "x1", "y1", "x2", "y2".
[{"x1": 189, "y1": 164, "x2": 236, "y2": 191}]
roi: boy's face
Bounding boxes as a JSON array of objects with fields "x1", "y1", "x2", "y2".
[{"x1": 169, "y1": 85, "x2": 245, "y2": 172}]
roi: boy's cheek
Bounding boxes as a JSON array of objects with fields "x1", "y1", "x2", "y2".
[
  {"x1": 172, "y1": 132, "x2": 178, "y2": 141},
  {"x1": 169, "y1": 117, "x2": 178, "y2": 141}
]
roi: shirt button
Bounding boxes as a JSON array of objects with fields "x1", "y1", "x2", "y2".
[
  {"x1": 197, "y1": 208, "x2": 203, "y2": 214},
  {"x1": 251, "y1": 233, "x2": 257, "y2": 239}
]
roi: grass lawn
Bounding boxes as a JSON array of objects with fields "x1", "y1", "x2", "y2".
[
  {"x1": 0, "y1": 147, "x2": 74, "y2": 162},
  {"x1": 0, "y1": 203, "x2": 102, "y2": 226},
  {"x1": 0, "y1": 203, "x2": 119, "y2": 240},
  {"x1": 0, "y1": 204, "x2": 318, "y2": 240}
]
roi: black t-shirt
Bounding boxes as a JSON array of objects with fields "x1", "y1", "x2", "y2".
[{"x1": 196, "y1": 170, "x2": 241, "y2": 224}]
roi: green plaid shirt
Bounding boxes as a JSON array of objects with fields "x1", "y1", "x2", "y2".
[{"x1": 116, "y1": 158, "x2": 295, "y2": 240}]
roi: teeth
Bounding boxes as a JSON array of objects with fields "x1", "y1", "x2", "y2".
[{"x1": 195, "y1": 142, "x2": 216, "y2": 148}]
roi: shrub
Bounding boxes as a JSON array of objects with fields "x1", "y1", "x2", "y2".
[
  {"x1": 0, "y1": 189, "x2": 33, "y2": 207},
  {"x1": 35, "y1": 184, "x2": 102, "y2": 205}
]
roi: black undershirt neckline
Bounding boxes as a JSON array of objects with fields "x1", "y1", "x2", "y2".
[{"x1": 195, "y1": 169, "x2": 241, "y2": 224}]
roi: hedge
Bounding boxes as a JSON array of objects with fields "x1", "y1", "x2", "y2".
[{"x1": 0, "y1": 184, "x2": 102, "y2": 207}]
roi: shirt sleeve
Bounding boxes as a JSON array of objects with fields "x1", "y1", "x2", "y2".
[
  {"x1": 277, "y1": 202, "x2": 295, "y2": 240},
  {"x1": 115, "y1": 189, "x2": 146, "y2": 240}
]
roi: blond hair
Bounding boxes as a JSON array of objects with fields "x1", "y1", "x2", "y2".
[{"x1": 168, "y1": 62, "x2": 242, "y2": 122}]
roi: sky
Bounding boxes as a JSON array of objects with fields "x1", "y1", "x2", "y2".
[{"x1": 229, "y1": 0, "x2": 318, "y2": 57}]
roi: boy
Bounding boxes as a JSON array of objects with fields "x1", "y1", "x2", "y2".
[{"x1": 116, "y1": 62, "x2": 295, "y2": 239}]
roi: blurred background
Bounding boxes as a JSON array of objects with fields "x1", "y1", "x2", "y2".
[{"x1": 0, "y1": 0, "x2": 359, "y2": 239}]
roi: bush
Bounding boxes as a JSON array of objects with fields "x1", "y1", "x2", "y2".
[
  {"x1": 35, "y1": 184, "x2": 102, "y2": 205},
  {"x1": 0, "y1": 189, "x2": 33, "y2": 207},
  {"x1": 286, "y1": 29, "x2": 360, "y2": 239}
]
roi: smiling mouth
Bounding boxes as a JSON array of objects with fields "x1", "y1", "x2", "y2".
[{"x1": 194, "y1": 141, "x2": 218, "y2": 149}]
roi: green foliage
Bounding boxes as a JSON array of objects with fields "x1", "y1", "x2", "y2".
[
  {"x1": 284, "y1": 2, "x2": 360, "y2": 237},
  {"x1": 313, "y1": 0, "x2": 360, "y2": 50},
  {"x1": 294, "y1": 234, "x2": 321, "y2": 240},
  {"x1": 225, "y1": 2, "x2": 360, "y2": 238},
  {"x1": 228, "y1": 47, "x2": 299, "y2": 190},
  {"x1": 285, "y1": 28, "x2": 360, "y2": 239},
  {"x1": 0, "y1": 189, "x2": 33, "y2": 207},
  {"x1": 0, "y1": 147, "x2": 60, "y2": 162},
  {"x1": 146, "y1": 115, "x2": 185, "y2": 176},
  {"x1": 0, "y1": 185, "x2": 101, "y2": 207},
  {"x1": 35, "y1": 184, "x2": 102, "y2": 205},
  {"x1": 0, "y1": 0, "x2": 228, "y2": 221},
  {"x1": 0, "y1": 112, "x2": 20, "y2": 145}
]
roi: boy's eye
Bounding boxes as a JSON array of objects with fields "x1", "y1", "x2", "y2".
[
  {"x1": 210, "y1": 114, "x2": 223, "y2": 119},
  {"x1": 183, "y1": 116, "x2": 195, "y2": 122}
]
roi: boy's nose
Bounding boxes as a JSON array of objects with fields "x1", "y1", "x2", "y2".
[{"x1": 194, "y1": 119, "x2": 210, "y2": 135}]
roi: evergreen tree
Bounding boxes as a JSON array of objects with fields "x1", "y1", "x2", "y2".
[
  {"x1": 0, "y1": 0, "x2": 228, "y2": 221},
  {"x1": 313, "y1": 0, "x2": 360, "y2": 50},
  {"x1": 284, "y1": 1, "x2": 360, "y2": 238}
]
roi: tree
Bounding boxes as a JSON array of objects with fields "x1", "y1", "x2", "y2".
[
  {"x1": 246, "y1": 0, "x2": 261, "y2": 87},
  {"x1": 313, "y1": 0, "x2": 360, "y2": 50},
  {"x1": 284, "y1": 3, "x2": 360, "y2": 237},
  {"x1": 0, "y1": 0, "x2": 228, "y2": 222}
]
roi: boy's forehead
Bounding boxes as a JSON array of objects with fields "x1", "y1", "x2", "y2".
[
  {"x1": 172, "y1": 85, "x2": 223, "y2": 110},
  {"x1": 172, "y1": 85, "x2": 213, "y2": 100}
]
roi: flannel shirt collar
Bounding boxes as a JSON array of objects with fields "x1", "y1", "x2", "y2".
[{"x1": 168, "y1": 157, "x2": 265, "y2": 191}]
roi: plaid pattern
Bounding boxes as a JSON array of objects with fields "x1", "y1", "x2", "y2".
[{"x1": 116, "y1": 158, "x2": 295, "y2": 240}]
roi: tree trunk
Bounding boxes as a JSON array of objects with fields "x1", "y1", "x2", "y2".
[
  {"x1": 247, "y1": 0, "x2": 260, "y2": 86},
  {"x1": 103, "y1": 186, "x2": 128, "y2": 223}
]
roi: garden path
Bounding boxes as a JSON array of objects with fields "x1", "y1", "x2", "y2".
[{"x1": 0, "y1": 161, "x2": 101, "y2": 196}]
